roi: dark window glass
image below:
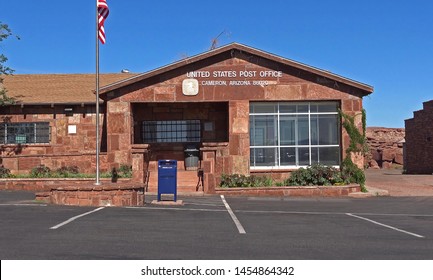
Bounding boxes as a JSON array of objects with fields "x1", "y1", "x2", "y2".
[
  {"x1": 280, "y1": 147, "x2": 296, "y2": 165},
  {"x1": 142, "y1": 120, "x2": 200, "y2": 143},
  {"x1": 0, "y1": 122, "x2": 50, "y2": 144},
  {"x1": 250, "y1": 148, "x2": 276, "y2": 166},
  {"x1": 250, "y1": 102, "x2": 340, "y2": 167}
]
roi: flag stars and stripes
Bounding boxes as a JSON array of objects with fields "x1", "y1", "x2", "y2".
[{"x1": 97, "y1": 0, "x2": 109, "y2": 44}]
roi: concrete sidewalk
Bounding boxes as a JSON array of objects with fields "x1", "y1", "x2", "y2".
[{"x1": 352, "y1": 168, "x2": 433, "y2": 197}]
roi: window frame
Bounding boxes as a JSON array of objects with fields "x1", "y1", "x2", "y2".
[
  {"x1": 0, "y1": 122, "x2": 51, "y2": 145},
  {"x1": 249, "y1": 102, "x2": 341, "y2": 169},
  {"x1": 141, "y1": 120, "x2": 201, "y2": 143}
]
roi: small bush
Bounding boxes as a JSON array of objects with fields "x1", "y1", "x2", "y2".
[
  {"x1": 55, "y1": 166, "x2": 80, "y2": 177},
  {"x1": 118, "y1": 164, "x2": 132, "y2": 178},
  {"x1": 0, "y1": 165, "x2": 11, "y2": 178},
  {"x1": 340, "y1": 157, "x2": 366, "y2": 191},
  {"x1": 30, "y1": 165, "x2": 52, "y2": 178},
  {"x1": 220, "y1": 174, "x2": 275, "y2": 188},
  {"x1": 285, "y1": 164, "x2": 344, "y2": 186}
]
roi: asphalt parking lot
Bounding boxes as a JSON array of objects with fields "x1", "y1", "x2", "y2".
[{"x1": 0, "y1": 190, "x2": 432, "y2": 259}]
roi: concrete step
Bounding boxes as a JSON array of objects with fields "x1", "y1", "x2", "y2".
[{"x1": 146, "y1": 191, "x2": 205, "y2": 197}]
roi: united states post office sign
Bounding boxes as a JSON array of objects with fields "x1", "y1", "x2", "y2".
[{"x1": 183, "y1": 70, "x2": 282, "y2": 91}]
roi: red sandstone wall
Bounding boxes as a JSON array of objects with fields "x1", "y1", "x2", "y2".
[
  {"x1": 0, "y1": 105, "x2": 109, "y2": 174},
  {"x1": 405, "y1": 100, "x2": 433, "y2": 174},
  {"x1": 0, "y1": 51, "x2": 368, "y2": 187},
  {"x1": 103, "y1": 52, "x2": 367, "y2": 189}
]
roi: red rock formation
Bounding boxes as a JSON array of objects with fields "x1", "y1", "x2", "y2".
[{"x1": 366, "y1": 127, "x2": 405, "y2": 169}]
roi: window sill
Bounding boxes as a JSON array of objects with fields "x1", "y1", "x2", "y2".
[
  {"x1": 250, "y1": 165, "x2": 340, "y2": 172},
  {"x1": 0, "y1": 143, "x2": 51, "y2": 147}
]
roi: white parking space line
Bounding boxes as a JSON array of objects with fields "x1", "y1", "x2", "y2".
[
  {"x1": 127, "y1": 203, "x2": 429, "y2": 238},
  {"x1": 220, "y1": 195, "x2": 246, "y2": 234},
  {"x1": 346, "y1": 213, "x2": 425, "y2": 239},
  {"x1": 50, "y1": 207, "x2": 105, "y2": 230},
  {"x1": 238, "y1": 209, "x2": 344, "y2": 215},
  {"x1": 237, "y1": 209, "x2": 433, "y2": 218}
]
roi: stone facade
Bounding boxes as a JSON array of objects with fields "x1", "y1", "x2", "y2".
[
  {"x1": 405, "y1": 100, "x2": 433, "y2": 174},
  {"x1": 0, "y1": 43, "x2": 373, "y2": 193},
  {"x1": 0, "y1": 104, "x2": 110, "y2": 174},
  {"x1": 100, "y1": 44, "x2": 371, "y2": 192}
]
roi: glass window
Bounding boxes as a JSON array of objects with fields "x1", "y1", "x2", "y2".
[
  {"x1": 280, "y1": 147, "x2": 296, "y2": 165},
  {"x1": 310, "y1": 115, "x2": 339, "y2": 145},
  {"x1": 279, "y1": 116, "x2": 296, "y2": 145},
  {"x1": 298, "y1": 147, "x2": 310, "y2": 166},
  {"x1": 250, "y1": 102, "x2": 340, "y2": 168},
  {"x1": 0, "y1": 122, "x2": 50, "y2": 144},
  {"x1": 319, "y1": 147, "x2": 340, "y2": 166},
  {"x1": 142, "y1": 120, "x2": 200, "y2": 143},
  {"x1": 250, "y1": 115, "x2": 277, "y2": 146},
  {"x1": 318, "y1": 115, "x2": 339, "y2": 145},
  {"x1": 250, "y1": 148, "x2": 277, "y2": 166},
  {"x1": 279, "y1": 104, "x2": 297, "y2": 113},
  {"x1": 317, "y1": 102, "x2": 339, "y2": 112},
  {"x1": 297, "y1": 116, "x2": 310, "y2": 145},
  {"x1": 249, "y1": 103, "x2": 277, "y2": 114}
]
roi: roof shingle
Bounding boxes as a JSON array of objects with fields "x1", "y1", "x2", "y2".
[{"x1": 1, "y1": 73, "x2": 136, "y2": 105}]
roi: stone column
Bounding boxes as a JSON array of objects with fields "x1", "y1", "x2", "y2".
[
  {"x1": 106, "y1": 101, "x2": 132, "y2": 168},
  {"x1": 341, "y1": 99, "x2": 365, "y2": 169},
  {"x1": 228, "y1": 100, "x2": 250, "y2": 175},
  {"x1": 131, "y1": 144, "x2": 150, "y2": 184}
]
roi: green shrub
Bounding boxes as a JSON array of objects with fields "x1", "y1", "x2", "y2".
[
  {"x1": 339, "y1": 109, "x2": 368, "y2": 192},
  {"x1": 285, "y1": 164, "x2": 344, "y2": 186},
  {"x1": 55, "y1": 166, "x2": 80, "y2": 177},
  {"x1": 340, "y1": 157, "x2": 366, "y2": 191},
  {"x1": 220, "y1": 174, "x2": 275, "y2": 188},
  {"x1": 30, "y1": 165, "x2": 52, "y2": 178},
  {"x1": 0, "y1": 165, "x2": 11, "y2": 178},
  {"x1": 118, "y1": 164, "x2": 132, "y2": 178}
]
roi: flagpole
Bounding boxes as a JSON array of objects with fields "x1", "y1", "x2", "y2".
[{"x1": 95, "y1": 0, "x2": 101, "y2": 185}]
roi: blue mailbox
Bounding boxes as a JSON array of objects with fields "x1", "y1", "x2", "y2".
[{"x1": 157, "y1": 160, "x2": 177, "y2": 201}]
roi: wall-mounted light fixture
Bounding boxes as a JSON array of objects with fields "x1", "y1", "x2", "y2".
[{"x1": 64, "y1": 107, "x2": 73, "y2": 116}]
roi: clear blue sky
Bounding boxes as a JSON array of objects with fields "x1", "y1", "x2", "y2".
[{"x1": 2, "y1": 0, "x2": 433, "y2": 128}]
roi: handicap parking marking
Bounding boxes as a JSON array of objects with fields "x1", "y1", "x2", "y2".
[
  {"x1": 50, "y1": 207, "x2": 105, "y2": 230},
  {"x1": 346, "y1": 213, "x2": 425, "y2": 239}
]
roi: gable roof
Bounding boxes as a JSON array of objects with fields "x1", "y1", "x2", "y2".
[
  {"x1": 99, "y1": 42, "x2": 373, "y2": 95},
  {"x1": 2, "y1": 73, "x2": 136, "y2": 105}
]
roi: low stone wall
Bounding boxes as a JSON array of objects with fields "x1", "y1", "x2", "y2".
[
  {"x1": 36, "y1": 184, "x2": 144, "y2": 207},
  {"x1": 0, "y1": 178, "x2": 143, "y2": 207},
  {"x1": 216, "y1": 185, "x2": 361, "y2": 197},
  {"x1": 0, "y1": 178, "x2": 131, "y2": 192}
]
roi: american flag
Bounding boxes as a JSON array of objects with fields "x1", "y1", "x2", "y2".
[{"x1": 97, "y1": 0, "x2": 110, "y2": 44}]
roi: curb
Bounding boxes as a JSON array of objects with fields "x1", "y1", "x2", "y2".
[
  {"x1": 348, "y1": 186, "x2": 390, "y2": 198},
  {"x1": 151, "y1": 200, "x2": 184, "y2": 206}
]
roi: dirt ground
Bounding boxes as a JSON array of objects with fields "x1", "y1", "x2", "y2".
[{"x1": 365, "y1": 168, "x2": 433, "y2": 196}]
